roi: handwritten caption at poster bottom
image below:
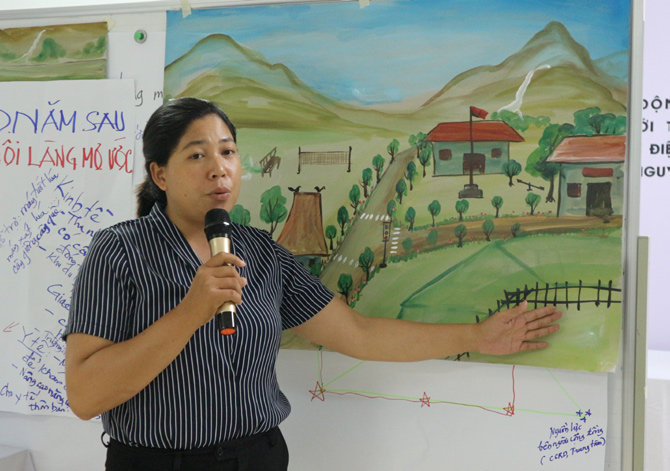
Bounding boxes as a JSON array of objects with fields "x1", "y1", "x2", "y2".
[{"x1": 537, "y1": 418, "x2": 605, "y2": 466}]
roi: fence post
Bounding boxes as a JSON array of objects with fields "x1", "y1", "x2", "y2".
[
  {"x1": 607, "y1": 279, "x2": 613, "y2": 308},
  {"x1": 578, "y1": 280, "x2": 582, "y2": 311},
  {"x1": 297, "y1": 146, "x2": 302, "y2": 174}
]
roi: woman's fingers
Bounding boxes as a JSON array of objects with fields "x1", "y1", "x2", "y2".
[{"x1": 524, "y1": 309, "x2": 562, "y2": 331}]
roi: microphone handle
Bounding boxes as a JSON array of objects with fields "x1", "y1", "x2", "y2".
[{"x1": 208, "y1": 236, "x2": 237, "y2": 335}]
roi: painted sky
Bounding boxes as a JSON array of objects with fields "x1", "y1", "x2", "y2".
[{"x1": 166, "y1": 0, "x2": 630, "y2": 105}]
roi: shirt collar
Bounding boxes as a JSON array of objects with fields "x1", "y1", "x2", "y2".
[{"x1": 146, "y1": 203, "x2": 201, "y2": 269}]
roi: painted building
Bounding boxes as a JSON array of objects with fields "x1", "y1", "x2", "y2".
[
  {"x1": 277, "y1": 191, "x2": 328, "y2": 268},
  {"x1": 426, "y1": 121, "x2": 524, "y2": 176},
  {"x1": 547, "y1": 135, "x2": 626, "y2": 217}
]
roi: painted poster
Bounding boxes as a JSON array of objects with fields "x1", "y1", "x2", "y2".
[
  {"x1": 165, "y1": 0, "x2": 629, "y2": 372},
  {"x1": 0, "y1": 22, "x2": 107, "y2": 81}
]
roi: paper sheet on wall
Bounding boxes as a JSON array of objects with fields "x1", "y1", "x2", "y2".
[
  {"x1": 278, "y1": 350, "x2": 609, "y2": 471},
  {"x1": 0, "y1": 79, "x2": 135, "y2": 415}
]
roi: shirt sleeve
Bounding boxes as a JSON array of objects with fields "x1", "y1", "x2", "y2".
[
  {"x1": 63, "y1": 228, "x2": 133, "y2": 343},
  {"x1": 272, "y1": 241, "x2": 334, "y2": 330}
]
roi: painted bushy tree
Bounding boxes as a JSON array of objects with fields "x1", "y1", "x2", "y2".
[
  {"x1": 372, "y1": 154, "x2": 385, "y2": 184},
  {"x1": 405, "y1": 207, "x2": 416, "y2": 231},
  {"x1": 259, "y1": 186, "x2": 287, "y2": 237},
  {"x1": 358, "y1": 247, "x2": 375, "y2": 283},
  {"x1": 428, "y1": 200, "x2": 441, "y2": 227},
  {"x1": 491, "y1": 196, "x2": 503, "y2": 218},
  {"x1": 455, "y1": 199, "x2": 469, "y2": 221},
  {"x1": 230, "y1": 204, "x2": 251, "y2": 225}
]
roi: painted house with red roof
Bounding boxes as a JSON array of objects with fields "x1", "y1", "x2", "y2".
[
  {"x1": 547, "y1": 135, "x2": 626, "y2": 217},
  {"x1": 426, "y1": 121, "x2": 524, "y2": 177}
]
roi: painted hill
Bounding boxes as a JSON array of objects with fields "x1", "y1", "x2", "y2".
[
  {"x1": 164, "y1": 22, "x2": 628, "y2": 136},
  {"x1": 164, "y1": 34, "x2": 406, "y2": 137},
  {"x1": 416, "y1": 21, "x2": 627, "y2": 123}
]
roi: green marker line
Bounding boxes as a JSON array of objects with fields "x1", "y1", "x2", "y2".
[
  {"x1": 323, "y1": 360, "x2": 367, "y2": 388},
  {"x1": 545, "y1": 368, "x2": 582, "y2": 410}
]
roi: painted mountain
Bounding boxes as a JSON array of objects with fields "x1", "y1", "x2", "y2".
[
  {"x1": 165, "y1": 21, "x2": 627, "y2": 136},
  {"x1": 0, "y1": 22, "x2": 107, "y2": 81}
]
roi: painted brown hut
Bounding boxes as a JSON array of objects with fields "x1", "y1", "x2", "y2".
[{"x1": 277, "y1": 192, "x2": 328, "y2": 268}]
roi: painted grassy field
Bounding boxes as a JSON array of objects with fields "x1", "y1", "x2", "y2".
[{"x1": 349, "y1": 229, "x2": 622, "y2": 371}]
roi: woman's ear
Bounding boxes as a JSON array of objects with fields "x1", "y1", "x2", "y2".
[{"x1": 149, "y1": 162, "x2": 167, "y2": 192}]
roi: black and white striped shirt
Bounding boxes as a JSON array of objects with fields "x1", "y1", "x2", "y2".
[{"x1": 65, "y1": 203, "x2": 333, "y2": 449}]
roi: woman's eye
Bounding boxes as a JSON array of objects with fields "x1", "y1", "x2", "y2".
[{"x1": 191, "y1": 153, "x2": 204, "y2": 159}]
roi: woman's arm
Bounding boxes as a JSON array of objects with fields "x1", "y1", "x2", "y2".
[
  {"x1": 291, "y1": 297, "x2": 561, "y2": 362},
  {"x1": 64, "y1": 252, "x2": 246, "y2": 420}
]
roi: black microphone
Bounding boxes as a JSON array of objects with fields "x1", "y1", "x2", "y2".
[{"x1": 204, "y1": 208, "x2": 237, "y2": 335}]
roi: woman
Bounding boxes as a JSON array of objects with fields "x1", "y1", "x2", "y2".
[{"x1": 64, "y1": 97, "x2": 561, "y2": 471}]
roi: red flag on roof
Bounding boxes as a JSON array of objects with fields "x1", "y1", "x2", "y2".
[{"x1": 469, "y1": 106, "x2": 488, "y2": 119}]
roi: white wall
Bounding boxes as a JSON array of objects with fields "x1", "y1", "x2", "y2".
[{"x1": 640, "y1": 0, "x2": 670, "y2": 352}]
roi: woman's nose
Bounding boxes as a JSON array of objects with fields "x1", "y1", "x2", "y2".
[{"x1": 208, "y1": 155, "x2": 227, "y2": 178}]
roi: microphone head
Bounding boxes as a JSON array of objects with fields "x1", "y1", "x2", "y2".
[{"x1": 204, "y1": 208, "x2": 231, "y2": 240}]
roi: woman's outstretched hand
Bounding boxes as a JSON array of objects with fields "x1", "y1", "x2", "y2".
[{"x1": 476, "y1": 301, "x2": 562, "y2": 355}]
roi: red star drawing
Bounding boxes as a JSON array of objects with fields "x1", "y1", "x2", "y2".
[
  {"x1": 504, "y1": 402, "x2": 515, "y2": 416},
  {"x1": 420, "y1": 392, "x2": 431, "y2": 408},
  {"x1": 309, "y1": 381, "x2": 326, "y2": 402}
]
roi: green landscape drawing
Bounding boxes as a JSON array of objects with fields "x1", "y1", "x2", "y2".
[
  {"x1": 0, "y1": 22, "x2": 107, "y2": 81},
  {"x1": 165, "y1": 0, "x2": 630, "y2": 372}
]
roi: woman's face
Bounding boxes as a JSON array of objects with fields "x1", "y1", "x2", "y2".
[{"x1": 150, "y1": 113, "x2": 241, "y2": 230}]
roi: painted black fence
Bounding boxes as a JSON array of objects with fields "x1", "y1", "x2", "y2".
[
  {"x1": 487, "y1": 280, "x2": 622, "y2": 317},
  {"x1": 452, "y1": 280, "x2": 622, "y2": 361}
]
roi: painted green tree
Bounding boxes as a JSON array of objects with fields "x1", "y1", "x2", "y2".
[
  {"x1": 526, "y1": 123, "x2": 573, "y2": 203},
  {"x1": 337, "y1": 206, "x2": 349, "y2": 237},
  {"x1": 405, "y1": 161, "x2": 418, "y2": 191},
  {"x1": 482, "y1": 219, "x2": 495, "y2": 241},
  {"x1": 387, "y1": 200, "x2": 397, "y2": 221},
  {"x1": 387, "y1": 138, "x2": 399, "y2": 164},
  {"x1": 489, "y1": 110, "x2": 550, "y2": 133},
  {"x1": 358, "y1": 247, "x2": 375, "y2": 283},
  {"x1": 428, "y1": 200, "x2": 441, "y2": 227},
  {"x1": 349, "y1": 184, "x2": 361, "y2": 215},
  {"x1": 491, "y1": 196, "x2": 503, "y2": 218},
  {"x1": 325, "y1": 225, "x2": 337, "y2": 250},
  {"x1": 337, "y1": 273, "x2": 353, "y2": 304},
  {"x1": 427, "y1": 229, "x2": 438, "y2": 246},
  {"x1": 525, "y1": 193, "x2": 541, "y2": 215},
  {"x1": 230, "y1": 204, "x2": 251, "y2": 225},
  {"x1": 417, "y1": 147, "x2": 432, "y2": 177},
  {"x1": 35, "y1": 38, "x2": 66, "y2": 61},
  {"x1": 402, "y1": 237, "x2": 413, "y2": 254},
  {"x1": 372, "y1": 154, "x2": 385, "y2": 184},
  {"x1": 502, "y1": 160, "x2": 522, "y2": 187},
  {"x1": 310, "y1": 258, "x2": 323, "y2": 277},
  {"x1": 455, "y1": 199, "x2": 469, "y2": 221},
  {"x1": 409, "y1": 132, "x2": 428, "y2": 159},
  {"x1": 395, "y1": 179, "x2": 407, "y2": 204},
  {"x1": 360, "y1": 168, "x2": 373, "y2": 198},
  {"x1": 259, "y1": 186, "x2": 287, "y2": 237},
  {"x1": 405, "y1": 206, "x2": 416, "y2": 231},
  {"x1": 454, "y1": 224, "x2": 467, "y2": 248}
]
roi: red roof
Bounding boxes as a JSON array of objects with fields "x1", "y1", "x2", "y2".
[
  {"x1": 547, "y1": 135, "x2": 626, "y2": 163},
  {"x1": 426, "y1": 121, "x2": 524, "y2": 143}
]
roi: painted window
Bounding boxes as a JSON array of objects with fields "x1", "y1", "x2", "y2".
[
  {"x1": 439, "y1": 148, "x2": 453, "y2": 161},
  {"x1": 567, "y1": 183, "x2": 582, "y2": 197}
]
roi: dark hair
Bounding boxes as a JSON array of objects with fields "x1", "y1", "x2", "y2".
[{"x1": 136, "y1": 97, "x2": 237, "y2": 217}]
